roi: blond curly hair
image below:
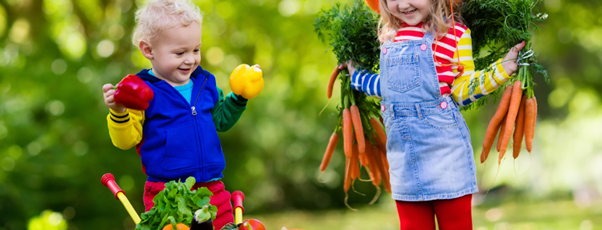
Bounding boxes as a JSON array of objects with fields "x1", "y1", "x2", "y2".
[
  {"x1": 377, "y1": 0, "x2": 463, "y2": 43},
  {"x1": 132, "y1": 0, "x2": 203, "y2": 46}
]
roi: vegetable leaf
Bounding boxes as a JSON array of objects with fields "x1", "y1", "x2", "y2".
[
  {"x1": 314, "y1": 0, "x2": 380, "y2": 72},
  {"x1": 461, "y1": 0, "x2": 548, "y2": 110},
  {"x1": 134, "y1": 177, "x2": 217, "y2": 230}
]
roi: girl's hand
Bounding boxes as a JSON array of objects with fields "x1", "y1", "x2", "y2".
[
  {"x1": 501, "y1": 41, "x2": 526, "y2": 76},
  {"x1": 102, "y1": 84, "x2": 126, "y2": 113}
]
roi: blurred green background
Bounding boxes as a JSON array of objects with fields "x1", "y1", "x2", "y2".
[{"x1": 1, "y1": 0, "x2": 602, "y2": 229}]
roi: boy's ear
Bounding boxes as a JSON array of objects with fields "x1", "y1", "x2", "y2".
[{"x1": 139, "y1": 40, "x2": 154, "y2": 60}]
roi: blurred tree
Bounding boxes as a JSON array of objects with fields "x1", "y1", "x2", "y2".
[{"x1": 27, "y1": 210, "x2": 67, "y2": 230}]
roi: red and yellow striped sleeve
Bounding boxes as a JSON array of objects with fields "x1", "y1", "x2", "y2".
[
  {"x1": 107, "y1": 109, "x2": 144, "y2": 150},
  {"x1": 451, "y1": 29, "x2": 512, "y2": 106}
]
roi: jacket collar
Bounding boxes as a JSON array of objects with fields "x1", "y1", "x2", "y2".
[{"x1": 136, "y1": 66, "x2": 207, "y2": 84}]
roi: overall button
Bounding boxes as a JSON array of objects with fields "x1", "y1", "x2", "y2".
[
  {"x1": 420, "y1": 44, "x2": 427, "y2": 51},
  {"x1": 440, "y1": 101, "x2": 448, "y2": 109},
  {"x1": 382, "y1": 47, "x2": 387, "y2": 54},
  {"x1": 381, "y1": 104, "x2": 386, "y2": 112}
]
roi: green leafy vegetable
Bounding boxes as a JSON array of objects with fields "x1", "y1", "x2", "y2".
[
  {"x1": 461, "y1": 0, "x2": 549, "y2": 110},
  {"x1": 135, "y1": 177, "x2": 217, "y2": 230},
  {"x1": 314, "y1": 0, "x2": 382, "y2": 130},
  {"x1": 314, "y1": 0, "x2": 380, "y2": 72}
]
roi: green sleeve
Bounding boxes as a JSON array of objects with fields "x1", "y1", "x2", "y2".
[{"x1": 211, "y1": 86, "x2": 248, "y2": 132}]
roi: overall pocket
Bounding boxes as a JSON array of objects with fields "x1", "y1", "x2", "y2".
[
  {"x1": 422, "y1": 109, "x2": 458, "y2": 130},
  {"x1": 386, "y1": 54, "x2": 420, "y2": 93}
]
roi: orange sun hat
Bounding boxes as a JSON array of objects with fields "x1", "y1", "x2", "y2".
[{"x1": 364, "y1": 0, "x2": 379, "y2": 14}]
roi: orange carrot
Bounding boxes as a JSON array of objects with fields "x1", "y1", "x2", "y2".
[
  {"x1": 524, "y1": 97, "x2": 537, "y2": 153},
  {"x1": 163, "y1": 223, "x2": 190, "y2": 230},
  {"x1": 343, "y1": 108, "x2": 352, "y2": 158},
  {"x1": 513, "y1": 96, "x2": 527, "y2": 159},
  {"x1": 350, "y1": 105, "x2": 366, "y2": 155},
  {"x1": 379, "y1": 149, "x2": 389, "y2": 174},
  {"x1": 319, "y1": 133, "x2": 339, "y2": 171},
  {"x1": 370, "y1": 117, "x2": 387, "y2": 150},
  {"x1": 532, "y1": 97, "x2": 538, "y2": 148},
  {"x1": 373, "y1": 144, "x2": 391, "y2": 193},
  {"x1": 350, "y1": 143, "x2": 360, "y2": 180},
  {"x1": 481, "y1": 85, "x2": 514, "y2": 163},
  {"x1": 497, "y1": 115, "x2": 507, "y2": 152},
  {"x1": 327, "y1": 65, "x2": 339, "y2": 99},
  {"x1": 364, "y1": 141, "x2": 380, "y2": 187},
  {"x1": 366, "y1": 165, "x2": 380, "y2": 187},
  {"x1": 359, "y1": 150, "x2": 369, "y2": 167},
  {"x1": 498, "y1": 81, "x2": 523, "y2": 164},
  {"x1": 371, "y1": 132, "x2": 387, "y2": 161},
  {"x1": 344, "y1": 156, "x2": 351, "y2": 192},
  {"x1": 369, "y1": 143, "x2": 390, "y2": 193}
]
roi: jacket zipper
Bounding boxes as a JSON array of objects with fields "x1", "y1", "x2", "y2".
[
  {"x1": 191, "y1": 76, "x2": 209, "y2": 181},
  {"x1": 191, "y1": 77, "x2": 208, "y2": 115}
]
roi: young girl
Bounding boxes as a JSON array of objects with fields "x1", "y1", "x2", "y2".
[{"x1": 346, "y1": 0, "x2": 525, "y2": 228}]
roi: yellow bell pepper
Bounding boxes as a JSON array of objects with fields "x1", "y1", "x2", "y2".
[{"x1": 229, "y1": 64, "x2": 264, "y2": 99}]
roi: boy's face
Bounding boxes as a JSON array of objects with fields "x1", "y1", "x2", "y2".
[
  {"x1": 149, "y1": 21, "x2": 202, "y2": 86},
  {"x1": 387, "y1": 0, "x2": 431, "y2": 26}
]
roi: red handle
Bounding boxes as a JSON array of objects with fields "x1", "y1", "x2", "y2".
[
  {"x1": 232, "y1": 190, "x2": 245, "y2": 213},
  {"x1": 101, "y1": 173, "x2": 124, "y2": 200}
]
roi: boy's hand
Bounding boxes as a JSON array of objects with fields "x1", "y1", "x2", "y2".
[
  {"x1": 103, "y1": 84, "x2": 126, "y2": 113},
  {"x1": 501, "y1": 41, "x2": 526, "y2": 76}
]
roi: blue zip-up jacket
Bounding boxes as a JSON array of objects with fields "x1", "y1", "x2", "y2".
[{"x1": 129, "y1": 66, "x2": 245, "y2": 182}]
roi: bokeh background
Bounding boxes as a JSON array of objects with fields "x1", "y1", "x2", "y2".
[{"x1": 1, "y1": 0, "x2": 602, "y2": 229}]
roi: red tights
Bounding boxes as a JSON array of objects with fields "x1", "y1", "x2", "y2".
[{"x1": 395, "y1": 194, "x2": 473, "y2": 230}]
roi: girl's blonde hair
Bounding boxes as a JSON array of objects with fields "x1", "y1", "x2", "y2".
[
  {"x1": 132, "y1": 0, "x2": 203, "y2": 46},
  {"x1": 377, "y1": 0, "x2": 463, "y2": 43}
]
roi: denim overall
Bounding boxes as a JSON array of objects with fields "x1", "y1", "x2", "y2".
[{"x1": 380, "y1": 32, "x2": 478, "y2": 201}]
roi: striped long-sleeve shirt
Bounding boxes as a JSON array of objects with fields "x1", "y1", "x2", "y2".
[{"x1": 351, "y1": 23, "x2": 511, "y2": 106}]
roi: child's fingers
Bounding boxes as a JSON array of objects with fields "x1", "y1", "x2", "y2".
[
  {"x1": 106, "y1": 94, "x2": 117, "y2": 104},
  {"x1": 346, "y1": 61, "x2": 357, "y2": 76},
  {"x1": 103, "y1": 88, "x2": 116, "y2": 98},
  {"x1": 103, "y1": 84, "x2": 115, "y2": 93},
  {"x1": 501, "y1": 41, "x2": 526, "y2": 76},
  {"x1": 506, "y1": 41, "x2": 526, "y2": 59},
  {"x1": 512, "y1": 41, "x2": 526, "y2": 53}
]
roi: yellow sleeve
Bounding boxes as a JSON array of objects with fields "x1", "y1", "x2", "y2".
[
  {"x1": 451, "y1": 29, "x2": 512, "y2": 106},
  {"x1": 107, "y1": 108, "x2": 144, "y2": 150}
]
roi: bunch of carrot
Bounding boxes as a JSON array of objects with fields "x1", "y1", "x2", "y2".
[
  {"x1": 480, "y1": 59, "x2": 538, "y2": 165},
  {"x1": 320, "y1": 65, "x2": 391, "y2": 205},
  {"x1": 314, "y1": 0, "x2": 388, "y2": 205}
]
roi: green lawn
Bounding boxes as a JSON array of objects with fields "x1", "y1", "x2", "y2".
[{"x1": 245, "y1": 198, "x2": 602, "y2": 230}]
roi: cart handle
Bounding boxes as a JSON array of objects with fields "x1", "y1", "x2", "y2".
[
  {"x1": 231, "y1": 191, "x2": 245, "y2": 224},
  {"x1": 101, "y1": 173, "x2": 141, "y2": 224},
  {"x1": 101, "y1": 173, "x2": 124, "y2": 199}
]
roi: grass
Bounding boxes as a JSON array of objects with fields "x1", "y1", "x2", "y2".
[{"x1": 245, "y1": 198, "x2": 602, "y2": 230}]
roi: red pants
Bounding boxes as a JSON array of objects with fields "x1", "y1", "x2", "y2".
[
  {"x1": 144, "y1": 180, "x2": 234, "y2": 230},
  {"x1": 396, "y1": 194, "x2": 473, "y2": 230}
]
